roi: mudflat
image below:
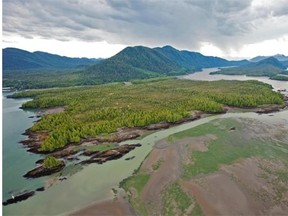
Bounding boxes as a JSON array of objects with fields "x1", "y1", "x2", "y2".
[{"x1": 121, "y1": 117, "x2": 288, "y2": 215}]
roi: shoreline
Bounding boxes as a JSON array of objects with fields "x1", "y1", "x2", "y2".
[
  {"x1": 21, "y1": 97, "x2": 287, "y2": 156},
  {"x1": 3, "y1": 93, "x2": 287, "y2": 210},
  {"x1": 72, "y1": 108, "x2": 288, "y2": 215}
]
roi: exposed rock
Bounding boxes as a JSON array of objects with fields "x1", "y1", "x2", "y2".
[
  {"x1": 36, "y1": 187, "x2": 45, "y2": 192},
  {"x1": 35, "y1": 159, "x2": 44, "y2": 164},
  {"x1": 23, "y1": 161, "x2": 65, "y2": 178},
  {"x1": 19, "y1": 130, "x2": 49, "y2": 152},
  {"x1": 173, "y1": 115, "x2": 201, "y2": 124},
  {"x1": 145, "y1": 122, "x2": 170, "y2": 130},
  {"x1": 125, "y1": 156, "x2": 136, "y2": 161},
  {"x1": 59, "y1": 177, "x2": 67, "y2": 181},
  {"x1": 51, "y1": 149, "x2": 79, "y2": 158},
  {"x1": 82, "y1": 150, "x2": 100, "y2": 157},
  {"x1": 2, "y1": 191, "x2": 35, "y2": 206},
  {"x1": 256, "y1": 105, "x2": 281, "y2": 114},
  {"x1": 66, "y1": 156, "x2": 80, "y2": 161},
  {"x1": 82, "y1": 144, "x2": 141, "y2": 165}
]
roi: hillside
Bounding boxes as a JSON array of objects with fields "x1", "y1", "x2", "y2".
[
  {"x1": 250, "y1": 54, "x2": 288, "y2": 62},
  {"x1": 3, "y1": 45, "x2": 249, "y2": 89},
  {"x1": 81, "y1": 46, "x2": 187, "y2": 85},
  {"x1": 211, "y1": 57, "x2": 287, "y2": 79},
  {"x1": 80, "y1": 45, "x2": 248, "y2": 84},
  {"x1": 154, "y1": 45, "x2": 248, "y2": 70},
  {"x1": 3, "y1": 48, "x2": 100, "y2": 71}
]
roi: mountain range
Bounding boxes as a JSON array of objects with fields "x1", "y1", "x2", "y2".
[
  {"x1": 3, "y1": 48, "x2": 101, "y2": 71},
  {"x1": 250, "y1": 54, "x2": 288, "y2": 63},
  {"x1": 69, "y1": 45, "x2": 249, "y2": 85},
  {"x1": 3, "y1": 45, "x2": 287, "y2": 89},
  {"x1": 212, "y1": 57, "x2": 287, "y2": 80}
]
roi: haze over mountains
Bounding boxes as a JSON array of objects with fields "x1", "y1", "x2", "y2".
[
  {"x1": 3, "y1": 45, "x2": 287, "y2": 89},
  {"x1": 250, "y1": 54, "x2": 288, "y2": 63}
]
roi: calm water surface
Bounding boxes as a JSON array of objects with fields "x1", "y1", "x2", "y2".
[
  {"x1": 2, "y1": 93, "x2": 44, "y2": 201},
  {"x1": 2, "y1": 71, "x2": 288, "y2": 215},
  {"x1": 180, "y1": 68, "x2": 288, "y2": 91}
]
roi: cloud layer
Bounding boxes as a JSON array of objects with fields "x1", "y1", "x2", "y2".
[{"x1": 3, "y1": 0, "x2": 288, "y2": 55}]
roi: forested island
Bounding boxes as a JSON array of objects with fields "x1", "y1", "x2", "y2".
[
  {"x1": 11, "y1": 78, "x2": 284, "y2": 153},
  {"x1": 210, "y1": 57, "x2": 288, "y2": 81}
]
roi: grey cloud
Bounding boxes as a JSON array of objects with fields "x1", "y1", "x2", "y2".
[{"x1": 3, "y1": 0, "x2": 288, "y2": 53}]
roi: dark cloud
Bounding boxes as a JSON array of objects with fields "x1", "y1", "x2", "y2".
[{"x1": 3, "y1": 0, "x2": 288, "y2": 52}]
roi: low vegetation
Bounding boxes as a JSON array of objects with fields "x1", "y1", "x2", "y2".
[
  {"x1": 43, "y1": 156, "x2": 62, "y2": 168},
  {"x1": 11, "y1": 79, "x2": 284, "y2": 152},
  {"x1": 163, "y1": 182, "x2": 201, "y2": 216},
  {"x1": 169, "y1": 118, "x2": 288, "y2": 179},
  {"x1": 120, "y1": 173, "x2": 150, "y2": 216},
  {"x1": 271, "y1": 74, "x2": 288, "y2": 81}
]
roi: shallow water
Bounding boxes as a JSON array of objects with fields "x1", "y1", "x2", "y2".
[
  {"x1": 2, "y1": 93, "x2": 44, "y2": 201},
  {"x1": 180, "y1": 68, "x2": 288, "y2": 91}
]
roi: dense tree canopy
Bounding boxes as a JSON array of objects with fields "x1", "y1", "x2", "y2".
[{"x1": 12, "y1": 78, "x2": 284, "y2": 152}]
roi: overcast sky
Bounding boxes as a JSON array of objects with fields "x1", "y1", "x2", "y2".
[{"x1": 2, "y1": 0, "x2": 288, "y2": 59}]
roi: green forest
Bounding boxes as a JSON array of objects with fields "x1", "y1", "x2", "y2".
[{"x1": 12, "y1": 78, "x2": 284, "y2": 152}]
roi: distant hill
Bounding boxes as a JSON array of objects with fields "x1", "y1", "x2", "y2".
[
  {"x1": 3, "y1": 48, "x2": 100, "y2": 71},
  {"x1": 211, "y1": 57, "x2": 286, "y2": 79},
  {"x1": 81, "y1": 46, "x2": 188, "y2": 85},
  {"x1": 3, "y1": 45, "x2": 250, "y2": 89},
  {"x1": 81, "y1": 45, "x2": 248, "y2": 85},
  {"x1": 282, "y1": 60, "x2": 288, "y2": 68},
  {"x1": 250, "y1": 54, "x2": 288, "y2": 62},
  {"x1": 154, "y1": 45, "x2": 248, "y2": 70}
]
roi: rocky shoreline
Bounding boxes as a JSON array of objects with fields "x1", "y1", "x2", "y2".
[
  {"x1": 2, "y1": 191, "x2": 35, "y2": 206},
  {"x1": 7, "y1": 96, "x2": 286, "y2": 206},
  {"x1": 18, "y1": 97, "x2": 288, "y2": 163},
  {"x1": 81, "y1": 144, "x2": 141, "y2": 165},
  {"x1": 23, "y1": 161, "x2": 65, "y2": 178}
]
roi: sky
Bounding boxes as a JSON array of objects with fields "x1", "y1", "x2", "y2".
[{"x1": 2, "y1": 0, "x2": 288, "y2": 59}]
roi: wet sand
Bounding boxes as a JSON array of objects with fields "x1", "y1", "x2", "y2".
[{"x1": 70, "y1": 197, "x2": 136, "y2": 216}]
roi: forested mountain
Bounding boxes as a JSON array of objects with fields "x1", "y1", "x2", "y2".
[
  {"x1": 3, "y1": 48, "x2": 100, "y2": 71},
  {"x1": 81, "y1": 46, "x2": 187, "y2": 85},
  {"x1": 3, "y1": 45, "x2": 250, "y2": 89},
  {"x1": 211, "y1": 57, "x2": 287, "y2": 78},
  {"x1": 154, "y1": 45, "x2": 248, "y2": 70},
  {"x1": 282, "y1": 60, "x2": 288, "y2": 67},
  {"x1": 250, "y1": 54, "x2": 288, "y2": 62},
  {"x1": 80, "y1": 45, "x2": 248, "y2": 84}
]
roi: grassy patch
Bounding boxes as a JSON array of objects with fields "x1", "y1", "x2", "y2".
[
  {"x1": 152, "y1": 159, "x2": 164, "y2": 171},
  {"x1": 120, "y1": 173, "x2": 150, "y2": 216},
  {"x1": 162, "y1": 182, "x2": 200, "y2": 216},
  {"x1": 191, "y1": 202, "x2": 203, "y2": 216},
  {"x1": 169, "y1": 118, "x2": 288, "y2": 179},
  {"x1": 43, "y1": 156, "x2": 62, "y2": 168}
]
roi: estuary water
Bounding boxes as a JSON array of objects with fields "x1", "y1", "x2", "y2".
[
  {"x1": 180, "y1": 68, "x2": 288, "y2": 91},
  {"x1": 2, "y1": 93, "x2": 44, "y2": 201},
  {"x1": 2, "y1": 70, "x2": 288, "y2": 215}
]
